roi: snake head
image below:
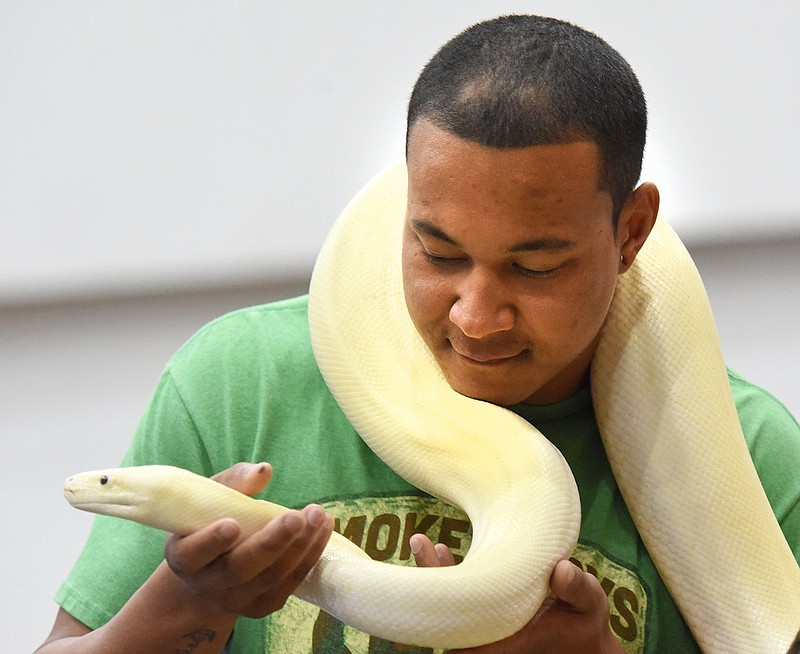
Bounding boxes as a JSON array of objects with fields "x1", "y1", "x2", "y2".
[
  {"x1": 64, "y1": 467, "x2": 158, "y2": 522},
  {"x1": 62, "y1": 464, "x2": 273, "y2": 535},
  {"x1": 64, "y1": 470, "x2": 146, "y2": 518}
]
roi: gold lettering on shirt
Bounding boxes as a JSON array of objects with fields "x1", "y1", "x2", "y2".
[{"x1": 264, "y1": 497, "x2": 648, "y2": 653}]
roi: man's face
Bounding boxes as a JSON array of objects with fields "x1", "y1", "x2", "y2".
[{"x1": 402, "y1": 120, "x2": 622, "y2": 406}]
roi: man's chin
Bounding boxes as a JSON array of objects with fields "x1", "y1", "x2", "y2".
[
  {"x1": 446, "y1": 375, "x2": 536, "y2": 408},
  {"x1": 432, "y1": 350, "x2": 541, "y2": 406}
]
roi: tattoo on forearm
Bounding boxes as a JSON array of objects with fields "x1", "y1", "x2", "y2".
[{"x1": 175, "y1": 629, "x2": 216, "y2": 653}]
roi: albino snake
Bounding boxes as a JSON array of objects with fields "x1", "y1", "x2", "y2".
[{"x1": 65, "y1": 165, "x2": 800, "y2": 651}]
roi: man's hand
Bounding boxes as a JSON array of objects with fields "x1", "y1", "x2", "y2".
[
  {"x1": 410, "y1": 534, "x2": 625, "y2": 654},
  {"x1": 164, "y1": 462, "x2": 334, "y2": 618}
]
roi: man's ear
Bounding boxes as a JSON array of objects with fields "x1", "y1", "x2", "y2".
[{"x1": 617, "y1": 182, "x2": 660, "y2": 272}]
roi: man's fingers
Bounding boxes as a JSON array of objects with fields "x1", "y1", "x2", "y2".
[
  {"x1": 166, "y1": 518, "x2": 242, "y2": 576},
  {"x1": 285, "y1": 505, "x2": 335, "y2": 584},
  {"x1": 164, "y1": 504, "x2": 334, "y2": 619},
  {"x1": 411, "y1": 534, "x2": 456, "y2": 567},
  {"x1": 206, "y1": 506, "x2": 328, "y2": 587},
  {"x1": 211, "y1": 461, "x2": 273, "y2": 496},
  {"x1": 434, "y1": 543, "x2": 456, "y2": 566},
  {"x1": 549, "y1": 560, "x2": 606, "y2": 613},
  {"x1": 230, "y1": 505, "x2": 334, "y2": 617},
  {"x1": 410, "y1": 534, "x2": 438, "y2": 567},
  {"x1": 247, "y1": 506, "x2": 332, "y2": 588}
]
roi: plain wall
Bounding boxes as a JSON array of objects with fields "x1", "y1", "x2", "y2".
[
  {"x1": 2, "y1": 2, "x2": 798, "y2": 651},
  {"x1": 2, "y1": 1, "x2": 799, "y2": 302}
]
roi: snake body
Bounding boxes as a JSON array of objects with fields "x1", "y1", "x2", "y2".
[{"x1": 65, "y1": 165, "x2": 800, "y2": 651}]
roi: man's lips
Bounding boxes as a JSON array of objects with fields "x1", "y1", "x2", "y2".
[{"x1": 448, "y1": 340, "x2": 527, "y2": 365}]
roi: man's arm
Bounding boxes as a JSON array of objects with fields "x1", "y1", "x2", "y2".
[{"x1": 36, "y1": 562, "x2": 240, "y2": 654}]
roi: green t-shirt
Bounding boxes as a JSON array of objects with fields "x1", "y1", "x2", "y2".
[{"x1": 55, "y1": 295, "x2": 800, "y2": 653}]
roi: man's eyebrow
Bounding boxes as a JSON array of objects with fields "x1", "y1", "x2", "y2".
[
  {"x1": 509, "y1": 237, "x2": 575, "y2": 253},
  {"x1": 408, "y1": 219, "x2": 459, "y2": 246},
  {"x1": 409, "y1": 218, "x2": 575, "y2": 252}
]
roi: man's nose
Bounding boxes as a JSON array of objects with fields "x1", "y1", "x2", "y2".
[{"x1": 448, "y1": 270, "x2": 514, "y2": 339}]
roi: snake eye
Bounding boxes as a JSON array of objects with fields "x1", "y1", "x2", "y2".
[{"x1": 100, "y1": 475, "x2": 109, "y2": 485}]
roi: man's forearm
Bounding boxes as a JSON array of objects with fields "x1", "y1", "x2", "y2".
[{"x1": 36, "y1": 562, "x2": 238, "y2": 654}]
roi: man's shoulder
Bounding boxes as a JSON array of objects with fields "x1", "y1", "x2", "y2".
[
  {"x1": 728, "y1": 367, "x2": 799, "y2": 432},
  {"x1": 193, "y1": 293, "x2": 310, "y2": 339},
  {"x1": 182, "y1": 294, "x2": 309, "y2": 348},
  {"x1": 166, "y1": 294, "x2": 314, "y2": 379},
  {"x1": 727, "y1": 368, "x2": 800, "y2": 478}
]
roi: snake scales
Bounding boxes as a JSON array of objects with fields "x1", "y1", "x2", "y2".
[{"x1": 65, "y1": 164, "x2": 800, "y2": 651}]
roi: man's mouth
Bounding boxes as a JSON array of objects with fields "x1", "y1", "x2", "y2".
[{"x1": 448, "y1": 341, "x2": 527, "y2": 366}]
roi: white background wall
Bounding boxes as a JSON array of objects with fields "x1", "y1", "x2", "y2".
[{"x1": 1, "y1": 2, "x2": 798, "y2": 651}]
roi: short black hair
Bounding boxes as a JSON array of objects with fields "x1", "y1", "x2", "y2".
[{"x1": 407, "y1": 15, "x2": 647, "y2": 221}]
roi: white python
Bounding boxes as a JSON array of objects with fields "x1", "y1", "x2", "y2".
[{"x1": 65, "y1": 164, "x2": 800, "y2": 651}]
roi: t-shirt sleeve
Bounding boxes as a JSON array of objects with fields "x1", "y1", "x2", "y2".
[
  {"x1": 55, "y1": 370, "x2": 210, "y2": 629},
  {"x1": 731, "y1": 371, "x2": 800, "y2": 562}
]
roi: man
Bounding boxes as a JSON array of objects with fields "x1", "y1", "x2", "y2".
[{"x1": 37, "y1": 15, "x2": 800, "y2": 654}]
